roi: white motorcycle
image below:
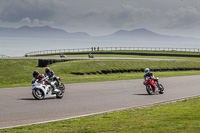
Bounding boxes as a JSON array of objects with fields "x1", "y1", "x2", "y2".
[{"x1": 31, "y1": 78, "x2": 65, "y2": 100}]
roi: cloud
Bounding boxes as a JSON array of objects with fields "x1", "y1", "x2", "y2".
[
  {"x1": 0, "y1": 0, "x2": 200, "y2": 37},
  {"x1": 19, "y1": 17, "x2": 54, "y2": 26},
  {"x1": 20, "y1": 17, "x2": 32, "y2": 24},
  {"x1": 165, "y1": 7, "x2": 200, "y2": 28},
  {"x1": 0, "y1": 0, "x2": 56, "y2": 22},
  {"x1": 106, "y1": 4, "x2": 165, "y2": 30}
]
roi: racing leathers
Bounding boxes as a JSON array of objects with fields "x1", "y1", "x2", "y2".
[
  {"x1": 144, "y1": 72, "x2": 158, "y2": 92},
  {"x1": 32, "y1": 74, "x2": 45, "y2": 84},
  {"x1": 44, "y1": 70, "x2": 60, "y2": 87}
]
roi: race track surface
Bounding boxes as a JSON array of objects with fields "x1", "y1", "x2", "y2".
[
  {"x1": 0, "y1": 75, "x2": 200, "y2": 129},
  {"x1": 4, "y1": 56, "x2": 184, "y2": 61}
]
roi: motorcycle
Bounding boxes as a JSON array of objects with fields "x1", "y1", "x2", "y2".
[
  {"x1": 143, "y1": 77, "x2": 164, "y2": 95},
  {"x1": 31, "y1": 77, "x2": 65, "y2": 100}
]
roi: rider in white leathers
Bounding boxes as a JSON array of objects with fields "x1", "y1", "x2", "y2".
[{"x1": 44, "y1": 67, "x2": 60, "y2": 87}]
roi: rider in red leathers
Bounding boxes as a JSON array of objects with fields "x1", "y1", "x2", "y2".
[
  {"x1": 32, "y1": 71, "x2": 45, "y2": 84},
  {"x1": 144, "y1": 68, "x2": 158, "y2": 93}
]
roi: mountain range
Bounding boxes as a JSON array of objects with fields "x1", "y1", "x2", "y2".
[
  {"x1": 0, "y1": 26, "x2": 90, "y2": 39},
  {"x1": 0, "y1": 26, "x2": 199, "y2": 42}
]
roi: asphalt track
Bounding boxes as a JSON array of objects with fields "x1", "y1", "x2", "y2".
[
  {"x1": 0, "y1": 75, "x2": 200, "y2": 129},
  {"x1": 3, "y1": 56, "x2": 184, "y2": 61}
]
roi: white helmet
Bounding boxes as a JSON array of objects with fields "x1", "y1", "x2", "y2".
[{"x1": 144, "y1": 68, "x2": 150, "y2": 73}]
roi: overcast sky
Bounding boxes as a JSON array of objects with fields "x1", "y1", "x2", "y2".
[{"x1": 0, "y1": 0, "x2": 200, "y2": 38}]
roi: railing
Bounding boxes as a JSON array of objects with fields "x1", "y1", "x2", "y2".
[
  {"x1": 0, "y1": 55, "x2": 9, "y2": 58},
  {"x1": 25, "y1": 47, "x2": 200, "y2": 56}
]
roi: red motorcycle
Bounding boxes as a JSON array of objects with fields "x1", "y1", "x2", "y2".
[{"x1": 143, "y1": 77, "x2": 164, "y2": 95}]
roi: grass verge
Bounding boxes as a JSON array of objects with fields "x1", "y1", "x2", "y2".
[{"x1": 1, "y1": 59, "x2": 200, "y2": 88}]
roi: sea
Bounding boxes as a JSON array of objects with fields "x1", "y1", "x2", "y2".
[{"x1": 0, "y1": 37, "x2": 200, "y2": 57}]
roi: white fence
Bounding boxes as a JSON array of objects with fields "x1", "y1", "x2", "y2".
[
  {"x1": 25, "y1": 47, "x2": 200, "y2": 56},
  {"x1": 0, "y1": 55, "x2": 9, "y2": 58}
]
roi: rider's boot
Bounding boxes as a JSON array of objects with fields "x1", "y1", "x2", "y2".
[
  {"x1": 51, "y1": 85, "x2": 57, "y2": 94},
  {"x1": 56, "y1": 81, "x2": 61, "y2": 87}
]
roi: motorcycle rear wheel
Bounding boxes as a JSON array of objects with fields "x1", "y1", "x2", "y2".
[
  {"x1": 146, "y1": 85, "x2": 154, "y2": 95},
  {"x1": 32, "y1": 89, "x2": 44, "y2": 100}
]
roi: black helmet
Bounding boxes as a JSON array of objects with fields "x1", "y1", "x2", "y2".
[{"x1": 33, "y1": 71, "x2": 39, "y2": 78}]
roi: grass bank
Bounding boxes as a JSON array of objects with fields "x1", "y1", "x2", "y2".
[
  {"x1": 1, "y1": 97, "x2": 200, "y2": 132},
  {"x1": 1, "y1": 59, "x2": 200, "y2": 88}
]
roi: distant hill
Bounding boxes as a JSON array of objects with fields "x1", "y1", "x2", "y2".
[
  {"x1": 0, "y1": 26, "x2": 199, "y2": 42},
  {"x1": 0, "y1": 26, "x2": 90, "y2": 39},
  {"x1": 98, "y1": 28, "x2": 200, "y2": 42}
]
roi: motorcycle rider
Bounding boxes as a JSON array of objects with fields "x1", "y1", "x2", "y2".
[
  {"x1": 32, "y1": 71, "x2": 45, "y2": 84},
  {"x1": 144, "y1": 68, "x2": 159, "y2": 93},
  {"x1": 44, "y1": 67, "x2": 60, "y2": 87},
  {"x1": 32, "y1": 70, "x2": 56, "y2": 93}
]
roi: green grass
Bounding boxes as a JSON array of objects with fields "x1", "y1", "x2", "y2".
[
  {"x1": 1, "y1": 59, "x2": 200, "y2": 88},
  {"x1": 62, "y1": 71, "x2": 200, "y2": 85},
  {"x1": 92, "y1": 54, "x2": 200, "y2": 61},
  {"x1": 1, "y1": 97, "x2": 200, "y2": 132},
  {"x1": 0, "y1": 59, "x2": 39, "y2": 88},
  {"x1": 1, "y1": 52, "x2": 200, "y2": 132},
  {"x1": 55, "y1": 59, "x2": 200, "y2": 73}
]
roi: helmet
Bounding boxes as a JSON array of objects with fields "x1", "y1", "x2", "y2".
[
  {"x1": 33, "y1": 71, "x2": 39, "y2": 78},
  {"x1": 144, "y1": 68, "x2": 150, "y2": 73},
  {"x1": 45, "y1": 67, "x2": 50, "y2": 73}
]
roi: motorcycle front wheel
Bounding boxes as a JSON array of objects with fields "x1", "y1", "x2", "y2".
[
  {"x1": 59, "y1": 83, "x2": 65, "y2": 93},
  {"x1": 56, "y1": 90, "x2": 63, "y2": 99},
  {"x1": 158, "y1": 84, "x2": 164, "y2": 94},
  {"x1": 32, "y1": 89, "x2": 44, "y2": 100},
  {"x1": 146, "y1": 85, "x2": 154, "y2": 95}
]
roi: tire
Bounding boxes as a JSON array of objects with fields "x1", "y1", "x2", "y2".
[
  {"x1": 59, "y1": 83, "x2": 65, "y2": 93},
  {"x1": 32, "y1": 88, "x2": 44, "y2": 100},
  {"x1": 56, "y1": 91, "x2": 63, "y2": 99},
  {"x1": 146, "y1": 85, "x2": 154, "y2": 95},
  {"x1": 158, "y1": 84, "x2": 164, "y2": 94}
]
